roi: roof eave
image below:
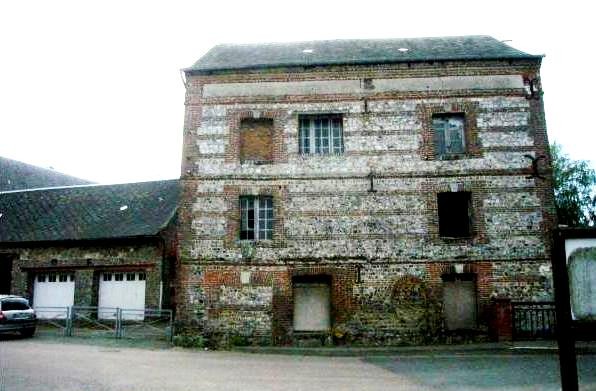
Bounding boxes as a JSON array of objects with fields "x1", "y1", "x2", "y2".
[{"x1": 186, "y1": 54, "x2": 544, "y2": 75}]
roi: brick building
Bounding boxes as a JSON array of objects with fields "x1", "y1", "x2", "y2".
[
  {"x1": 0, "y1": 180, "x2": 179, "y2": 316},
  {"x1": 177, "y1": 35, "x2": 555, "y2": 345}
]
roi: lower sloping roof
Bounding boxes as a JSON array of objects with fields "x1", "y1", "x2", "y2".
[{"x1": 0, "y1": 180, "x2": 179, "y2": 244}]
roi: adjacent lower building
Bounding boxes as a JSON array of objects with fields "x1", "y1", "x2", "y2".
[
  {"x1": 0, "y1": 180, "x2": 180, "y2": 317},
  {"x1": 176, "y1": 36, "x2": 556, "y2": 345}
]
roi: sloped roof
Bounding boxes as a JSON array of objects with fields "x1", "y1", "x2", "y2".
[
  {"x1": 0, "y1": 180, "x2": 179, "y2": 244},
  {"x1": 188, "y1": 35, "x2": 541, "y2": 73},
  {"x1": 0, "y1": 156, "x2": 92, "y2": 192}
]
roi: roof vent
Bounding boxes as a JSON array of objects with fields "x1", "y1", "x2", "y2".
[
  {"x1": 302, "y1": 49, "x2": 314, "y2": 54},
  {"x1": 397, "y1": 48, "x2": 409, "y2": 53},
  {"x1": 119, "y1": 205, "x2": 128, "y2": 211}
]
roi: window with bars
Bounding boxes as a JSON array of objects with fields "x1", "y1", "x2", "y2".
[
  {"x1": 299, "y1": 115, "x2": 344, "y2": 155},
  {"x1": 240, "y1": 196, "x2": 273, "y2": 241},
  {"x1": 433, "y1": 114, "x2": 466, "y2": 158}
]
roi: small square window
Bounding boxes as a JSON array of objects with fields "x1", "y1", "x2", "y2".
[
  {"x1": 433, "y1": 114, "x2": 466, "y2": 158},
  {"x1": 240, "y1": 196, "x2": 273, "y2": 241},
  {"x1": 58, "y1": 274, "x2": 68, "y2": 282},
  {"x1": 103, "y1": 273, "x2": 112, "y2": 281},
  {"x1": 69, "y1": 274, "x2": 75, "y2": 282},
  {"x1": 299, "y1": 115, "x2": 344, "y2": 155},
  {"x1": 48, "y1": 273, "x2": 57, "y2": 282},
  {"x1": 126, "y1": 273, "x2": 136, "y2": 281},
  {"x1": 114, "y1": 273, "x2": 124, "y2": 281},
  {"x1": 37, "y1": 274, "x2": 46, "y2": 283},
  {"x1": 138, "y1": 272, "x2": 146, "y2": 281},
  {"x1": 437, "y1": 192, "x2": 473, "y2": 238}
]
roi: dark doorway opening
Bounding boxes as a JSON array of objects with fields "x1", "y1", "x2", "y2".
[{"x1": 0, "y1": 255, "x2": 14, "y2": 294}]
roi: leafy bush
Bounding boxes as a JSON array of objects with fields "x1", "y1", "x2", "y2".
[{"x1": 173, "y1": 334, "x2": 206, "y2": 348}]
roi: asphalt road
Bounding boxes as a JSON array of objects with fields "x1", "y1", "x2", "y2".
[{"x1": 1, "y1": 337, "x2": 596, "y2": 391}]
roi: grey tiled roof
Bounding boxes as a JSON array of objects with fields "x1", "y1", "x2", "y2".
[
  {"x1": 0, "y1": 156, "x2": 92, "y2": 192},
  {"x1": 0, "y1": 180, "x2": 179, "y2": 243},
  {"x1": 188, "y1": 35, "x2": 541, "y2": 73}
]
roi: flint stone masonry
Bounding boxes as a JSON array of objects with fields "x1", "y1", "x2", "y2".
[{"x1": 178, "y1": 40, "x2": 555, "y2": 346}]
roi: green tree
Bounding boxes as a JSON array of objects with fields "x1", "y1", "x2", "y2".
[{"x1": 550, "y1": 143, "x2": 596, "y2": 227}]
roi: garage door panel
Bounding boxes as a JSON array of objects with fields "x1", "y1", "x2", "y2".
[
  {"x1": 98, "y1": 272, "x2": 146, "y2": 320},
  {"x1": 33, "y1": 273, "x2": 75, "y2": 319}
]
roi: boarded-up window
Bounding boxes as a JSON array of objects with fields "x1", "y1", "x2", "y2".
[
  {"x1": 568, "y1": 248, "x2": 596, "y2": 320},
  {"x1": 293, "y1": 282, "x2": 331, "y2": 331},
  {"x1": 443, "y1": 275, "x2": 477, "y2": 330},
  {"x1": 438, "y1": 192, "x2": 472, "y2": 238},
  {"x1": 433, "y1": 114, "x2": 466, "y2": 158},
  {"x1": 239, "y1": 118, "x2": 273, "y2": 164}
]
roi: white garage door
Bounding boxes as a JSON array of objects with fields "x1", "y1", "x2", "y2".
[
  {"x1": 98, "y1": 272, "x2": 146, "y2": 320},
  {"x1": 33, "y1": 273, "x2": 75, "y2": 319}
]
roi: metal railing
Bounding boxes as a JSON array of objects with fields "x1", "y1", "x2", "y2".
[
  {"x1": 512, "y1": 301, "x2": 556, "y2": 341},
  {"x1": 34, "y1": 306, "x2": 173, "y2": 341}
]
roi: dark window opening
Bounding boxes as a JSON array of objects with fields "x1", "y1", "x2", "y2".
[
  {"x1": 438, "y1": 192, "x2": 473, "y2": 238},
  {"x1": 239, "y1": 118, "x2": 274, "y2": 164},
  {"x1": 433, "y1": 114, "x2": 466, "y2": 158},
  {"x1": 114, "y1": 273, "x2": 124, "y2": 282},
  {"x1": 240, "y1": 196, "x2": 273, "y2": 241}
]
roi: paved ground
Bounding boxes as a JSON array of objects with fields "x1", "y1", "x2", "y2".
[{"x1": 1, "y1": 336, "x2": 596, "y2": 390}]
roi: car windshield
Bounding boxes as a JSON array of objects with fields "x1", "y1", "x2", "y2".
[{"x1": 1, "y1": 300, "x2": 30, "y2": 311}]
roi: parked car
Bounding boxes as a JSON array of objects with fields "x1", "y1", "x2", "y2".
[{"x1": 0, "y1": 295, "x2": 37, "y2": 337}]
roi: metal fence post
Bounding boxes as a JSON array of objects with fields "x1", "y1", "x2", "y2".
[
  {"x1": 66, "y1": 306, "x2": 73, "y2": 337},
  {"x1": 116, "y1": 308, "x2": 122, "y2": 338}
]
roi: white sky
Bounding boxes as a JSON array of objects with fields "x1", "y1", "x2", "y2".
[{"x1": 1, "y1": 0, "x2": 593, "y2": 184}]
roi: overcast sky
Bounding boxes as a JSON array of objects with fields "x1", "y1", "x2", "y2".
[{"x1": 1, "y1": 1, "x2": 593, "y2": 184}]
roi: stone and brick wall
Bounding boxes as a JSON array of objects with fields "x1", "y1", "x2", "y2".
[
  {"x1": 6, "y1": 240, "x2": 167, "y2": 309},
  {"x1": 177, "y1": 58, "x2": 555, "y2": 345}
]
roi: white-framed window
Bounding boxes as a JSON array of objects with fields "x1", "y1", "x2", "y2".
[
  {"x1": 138, "y1": 272, "x2": 146, "y2": 281},
  {"x1": 37, "y1": 274, "x2": 46, "y2": 283},
  {"x1": 433, "y1": 114, "x2": 466, "y2": 158},
  {"x1": 240, "y1": 196, "x2": 273, "y2": 241},
  {"x1": 299, "y1": 115, "x2": 344, "y2": 155},
  {"x1": 126, "y1": 273, "x2": 136, "y2": 281},
  {"x1": 103, "y1": 273, "x2": 112, "y2": 281},
  {"x1": 114, "y1": 273, "x2": 124, "y2": 282}
]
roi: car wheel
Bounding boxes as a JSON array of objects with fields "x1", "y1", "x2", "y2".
[{"x1": 20, "y1": 328, "x2": 36, "y2": 338}]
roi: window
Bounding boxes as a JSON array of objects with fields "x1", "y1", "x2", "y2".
[
  {"x1": 240, "y1": 196, "x2": 273, "y2": 240},
  {"x1": 58, "y1": 274, "x2": 68, "y2": 282},
  {"x1": 299, "y1": 115, "x2": 344, "y2": 155},
  {"x1": 433, "y1": 114, "x2": 466, "y2": 158},
  {"x1": 240, "y1": 118, "x2": 273, "y2": 164},
  {"x1": 0, "y1": 299, "x2": 30, "y2": 311},
  {"x1": 37, "y1": 274, "x2": 46, "y2": 283},
  {"x1": 437, "y1": 192, "x2": 472, "y2": 238},
  {"x1": 103, "y1": 273, "x2": 112, "y2": 281},
  {"x1": 114, "y1": 273, "x2": 124, "y2": 282},
  {"x1": 48, "y1": 273, "x2": 57, "y2": 282},
  {"x1": 126, "y1": 272, "x2": 136, "y2": 281},
  {"x1": 138, "y1": 272, "x2": 146, "y2": 281}
]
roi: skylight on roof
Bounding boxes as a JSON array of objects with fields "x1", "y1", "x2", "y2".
[
  {"x1": 397, "y1": 48, "x2": 409, "y2": 53},
  {"x1": 119, "y1": 205, "x2": 128, "y2": 211},
  {"x1": 302, "y1": 49, "x2": 314, "y2": 54}
]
